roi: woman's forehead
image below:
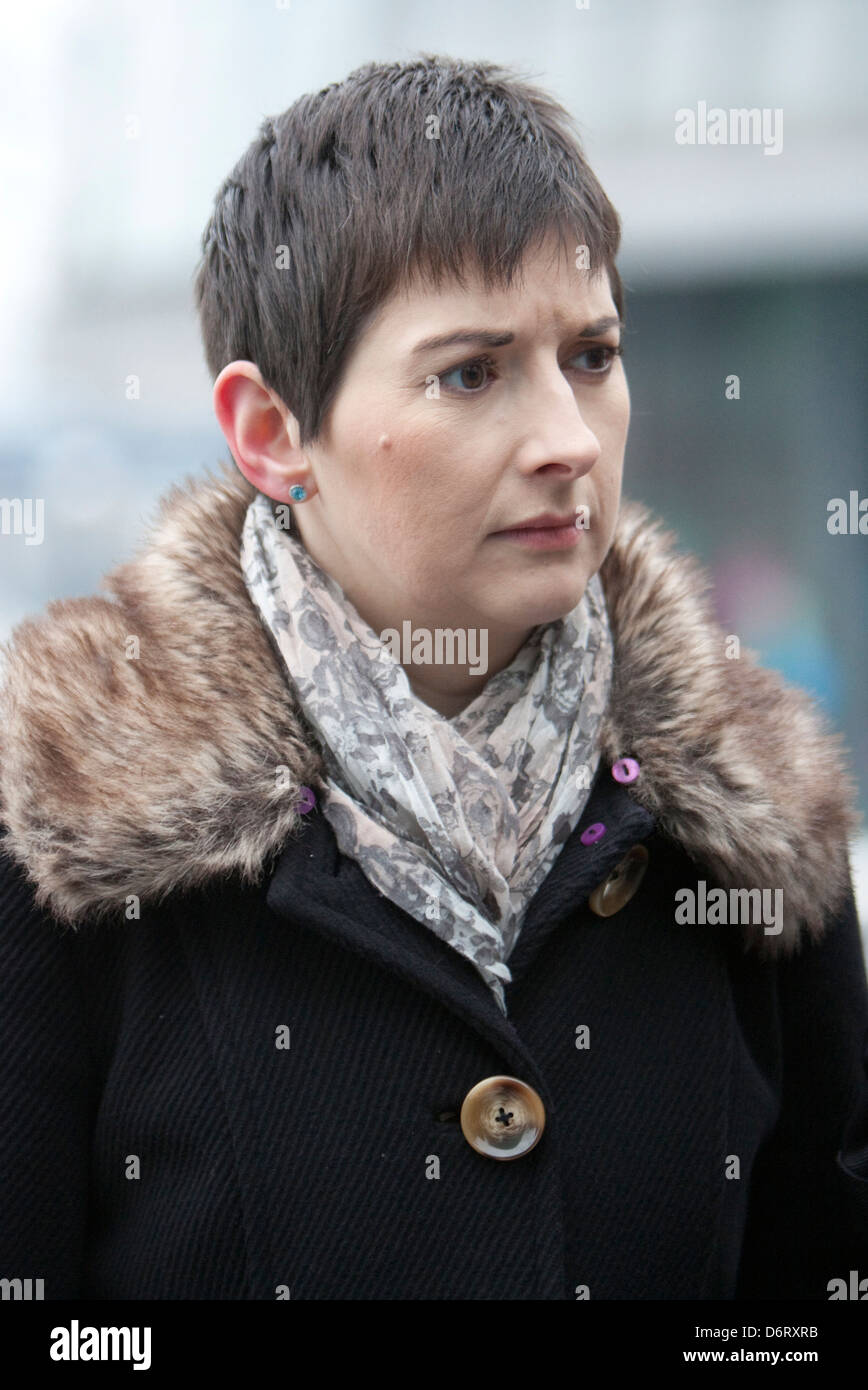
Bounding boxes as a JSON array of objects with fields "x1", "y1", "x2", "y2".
[{"x1": 364, "y1": 263, "x2": 618, "y2": 354}]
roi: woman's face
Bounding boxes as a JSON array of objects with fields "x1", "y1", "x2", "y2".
[
  {"x1": 300, "y1": 233, "x2": 628, "y2": 632},
  {"x1": 219, "y1": 228, "x2": 630, "y2": 703}
]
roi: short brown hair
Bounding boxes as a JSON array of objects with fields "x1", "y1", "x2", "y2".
[{"x1": 193, "y1": 53, "x2": 624, "y2": 447}]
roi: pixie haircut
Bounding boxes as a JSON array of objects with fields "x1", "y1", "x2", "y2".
[{"x1": 193, "y1": 53, "x2": 624, "y2": 447}]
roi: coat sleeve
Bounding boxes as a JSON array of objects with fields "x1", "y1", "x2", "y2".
[
  {"x1": 0, "y1": 844, "x2": 93, "y2": 1299},
  {"x1": 735, "y1": 870, "x2": 868, "y2": 1299}
]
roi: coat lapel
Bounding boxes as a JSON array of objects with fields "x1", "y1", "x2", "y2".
[
  {"x1": 507, "y1": 765, "x2": 656, "y2": 986},
  {"x1": 264, "y1": 760, "x2": 657, "y2": 1052},
  {"x1": 264, "y1": 800, "x2": 534, "y2": 1068}
]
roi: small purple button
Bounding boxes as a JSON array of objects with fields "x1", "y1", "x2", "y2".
[
  {"x1": 580, "y1": 822, "x2": 607, "y2": 845},
  {"x1": 296, "y1": 785, "x2": 317, "y2": 814},
  {"x1": 612, "y1": 757, "x2": 640, "y2": 784}
]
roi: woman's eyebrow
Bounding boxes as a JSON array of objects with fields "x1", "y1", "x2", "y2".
[{"x1": 409, "y1": 315, "x2": 623, "y2": 357}]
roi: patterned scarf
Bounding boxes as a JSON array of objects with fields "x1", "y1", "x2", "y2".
[{"x1": 240, "y1": 492, "x2": 613, "y2": 1015}]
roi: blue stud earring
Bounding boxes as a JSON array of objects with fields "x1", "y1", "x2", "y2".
[{"x1": 289, "y1": 484, "x2": 307, "y2": 502}]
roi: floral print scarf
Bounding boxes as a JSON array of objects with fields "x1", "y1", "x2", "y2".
[{"x1": 240, "y1": 492, "x2": 613, "y2": 1015}]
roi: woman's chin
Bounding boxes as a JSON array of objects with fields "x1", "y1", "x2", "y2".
[{"x1": 491, "y1": 583, "x2": 592, "y2": 631}]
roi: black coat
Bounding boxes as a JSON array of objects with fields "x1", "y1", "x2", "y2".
[{"x1": 2, "y1": 466, "x2": 867, "y2": 1300}]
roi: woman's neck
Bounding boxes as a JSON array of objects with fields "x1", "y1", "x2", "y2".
[{"x1": 404, "y1": 623, "x2": 536, "y2": 718}]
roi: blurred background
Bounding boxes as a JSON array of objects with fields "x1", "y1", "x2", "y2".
[{"x1": 1, "y1": 0, "x2": 866, "y2": 938}]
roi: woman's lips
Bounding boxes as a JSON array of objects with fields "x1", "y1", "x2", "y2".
[{"x1": 490, "y1": 522, "x2": 582, "y2": 550}]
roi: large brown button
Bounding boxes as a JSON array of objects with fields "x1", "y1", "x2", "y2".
[
  {"x1": 588, "y1": 843, "x2": 649, "y2": 917},
  {"x1": 459, "y1": 1076, "x2": 546, "y2": 1160}
]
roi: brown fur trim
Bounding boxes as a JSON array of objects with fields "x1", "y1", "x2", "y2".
[
  {"x1": 598, "y1": 505, "x2": 861, "y2": 955},
  {"x1": 0, "y1": 463, "x2": 860, "y2": 947}
]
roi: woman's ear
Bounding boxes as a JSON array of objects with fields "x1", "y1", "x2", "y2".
[{"x1": 212, "y1": 360, "x2": 316, "y2": 503}]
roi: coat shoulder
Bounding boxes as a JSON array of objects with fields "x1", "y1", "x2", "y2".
[
  {"x1": 599, "y1": 499, "x2": 862, "y2": 952},
  {"x1": 0, "y1": 463, "x2": 320, "y2": 925}
]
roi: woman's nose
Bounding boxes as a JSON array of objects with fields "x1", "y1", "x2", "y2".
[{"x1": 519, "y1": 398, "x2": 602, "y2": 481}]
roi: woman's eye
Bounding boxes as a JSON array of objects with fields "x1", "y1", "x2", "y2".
[
  {"x1": 436, "y1": 343, "x2": 621, "y2": 395},
  {"x1": 439, "y1": 356, "x2": 494, "y2": 393},
  {"x1": 573, "y1": 345, "x2": 621, "y2": 373}
]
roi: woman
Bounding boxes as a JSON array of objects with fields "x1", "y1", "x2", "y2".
[{"x1": 1, "y1": 53, "x2": 866, "y2": 1301}]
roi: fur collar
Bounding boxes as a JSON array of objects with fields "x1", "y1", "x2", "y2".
[{"x1": 0, "y1": 463, "x2": 859, "y2": 950}]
